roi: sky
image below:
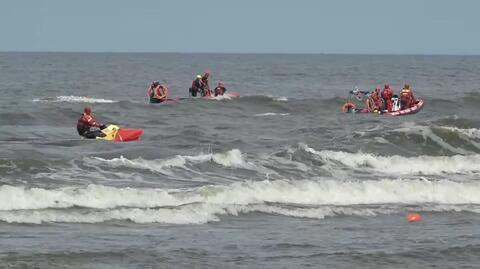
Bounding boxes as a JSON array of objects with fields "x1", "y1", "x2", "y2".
[{"x1": 0, "y1": 0, "x2": 479, "y2": 54}]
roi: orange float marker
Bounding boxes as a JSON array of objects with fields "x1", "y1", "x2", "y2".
[{"x1": 406, "y1": 212, "x2": 422, "y2": 222}]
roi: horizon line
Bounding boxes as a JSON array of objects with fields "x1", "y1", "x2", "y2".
[{"x1": 1, "y1": 50, "x2": 479, "y2": 57}]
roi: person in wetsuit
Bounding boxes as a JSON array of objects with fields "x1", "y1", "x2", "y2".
[
  {"x1": 77, "y1": 106, "x2": 106, "y2": 139},
  {"x1": 148, "y1": 81, "x2": 169, "y2": 103},
  {"x1": 189, "y1": 75, "x2": 205, "y2": 97}
]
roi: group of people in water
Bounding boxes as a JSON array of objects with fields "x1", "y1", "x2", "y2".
[
  {"x1": 78, "y1": 71, "x2": 230, "y2": 138},
  {"x1": 346, "y1": 83, "x2": 416, "y2": 113},
  {"x1": 148, "y1": 71, "x2": 228, "y2": 103},
  {"x1": 77, "y1": 77, "x2": 418, "y2": 139}
]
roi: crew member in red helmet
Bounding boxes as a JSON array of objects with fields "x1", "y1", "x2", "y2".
[
  {"x1": 400, "y1": 83, "x2": 415, "y2": 109},
  {"x1": 381, "y1": 84, "x2": 395, "y2": 112},
  {"x1": 76, "y1": 106, "x2": 106, "y2": 138}
]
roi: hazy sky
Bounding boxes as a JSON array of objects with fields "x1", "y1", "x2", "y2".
[{"x1": 1, "y1": 0, "x2": 479, "y2": 54}]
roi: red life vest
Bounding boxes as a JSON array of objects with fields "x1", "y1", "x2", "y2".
[
  {"x1": 77, "y1": 113, "x2": 100, "y2": 135},
  {"x1": 382, "y1": 88, "x2": 394, "y2": 100}
]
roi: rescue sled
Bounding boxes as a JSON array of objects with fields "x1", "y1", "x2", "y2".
[
  {"x1": 96, "y1": 124, "x2": 144, "y2": 142},
  {"x1": 341, "y1": 89, "x2": 424, "y2": 116}
]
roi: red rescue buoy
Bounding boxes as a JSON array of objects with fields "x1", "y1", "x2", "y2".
[
  {"x1": 406, "y1": 212, "x2": 422, "y2": 222},
  {"x1": 341, "y1": 102, "x2": 356, "y2": 113}
]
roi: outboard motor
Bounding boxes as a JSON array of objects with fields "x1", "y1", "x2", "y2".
[{"x1": 392, "y1": 95, "x2": 400, "y2": 112}]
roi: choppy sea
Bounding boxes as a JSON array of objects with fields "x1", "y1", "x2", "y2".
[{"x1": 1, "y1": 52, "x2": 480, "y2": 268}]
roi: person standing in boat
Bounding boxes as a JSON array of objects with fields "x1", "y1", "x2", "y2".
[{"x1": 400, "y1": 83, "x2": 415, "y2": 109}]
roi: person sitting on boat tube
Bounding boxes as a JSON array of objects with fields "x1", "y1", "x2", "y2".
[
  {"x1": 77, "y1": 106, "x2": 106, "y2": 139},
  {"x1": 370, "y1": 87, "x2": 384, "y2": 111},
  {"x1": 148, "y1": 81, "x2": 168, "y2": 103},
  {"x1": 381, "y1": 84, "x2": 394, "y2": 111},
  {"x1": 214, "y1": 81, "x2": 227, "y2": 96},
  {"x1": 400, "y1": 83, "x2": 415, "y2": 109},
  {"x1": 189, "y1": 75, "x2": 205, "y2": 97}
]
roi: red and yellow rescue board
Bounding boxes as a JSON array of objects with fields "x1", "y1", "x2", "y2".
[{"x1": 97, "y1": 125, "x2": 144, "y2": 142}]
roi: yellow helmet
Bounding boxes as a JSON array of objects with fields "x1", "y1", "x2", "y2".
[{"x1": 196, "y1": 75, "x2": 202, "y2": 79}]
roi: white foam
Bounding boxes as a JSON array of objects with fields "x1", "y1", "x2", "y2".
[
  {"x1": 439, "y1": 126, "x2": 480, "y2": 139},
  {"x1": 300, "y1": 144, "x2": 480, "y2": 175},
  {"x1": 2, "y1": 178, "x2": 480, "y2": 223},
  {"x1": 0, "y1": 204, "x2": 396, "y2": 224},
  {"x1": 396, "y1": 123, "x2": 471, "y2": 154},
  {"x1": 206, "y1": 95, "x2": 232, "y2": 101},
  {"x1": 0, "y1": 184, "x2": 186, "y2": 211},
  {"x1": 88, "y1": 149, "x2": 255, "y2": 172},
  {"x1": 254, "y1": 113, "x2": 290, "y2": 117},
  {"x1": 275, "y1": 97, "x2": 289, "y2": 102},
  {"x1": 33, "y1": 96, "x2": 117, "y2": 103}
]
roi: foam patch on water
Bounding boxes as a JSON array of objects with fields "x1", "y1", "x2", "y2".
[
  {"x1": 300, "y1": 144, "x2": 480, "y2": 175},
  {"x1": 206, "y1": 95, "x2": 232, "y2": 101},
  {"x1": 33, "y1": 96, "x2": 117, "y2": 103},
  {"x1": 2, "y1": 178, "x2": 480, "y2": 223},
  {"x1": 254, "y1": 113, "x2": 290, "y2": 117},
  {"x1": 275, "y1": 97, "x2": 289, "y2": 101}
]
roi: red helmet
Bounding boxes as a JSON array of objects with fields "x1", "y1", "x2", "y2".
[{"x1": 84, "y1": 106, "x2": 92, "y2": 115}]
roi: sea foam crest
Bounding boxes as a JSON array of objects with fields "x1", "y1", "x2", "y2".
[
  {"x1": 275, "y1": 97, "x2": 289, "y2": 101},
  {"x1": 254, "y1": 113, "x2": 290, "y2": 117},
  {"x1": 395, "y1": 123, "x2": 471, "y2": 154},
  {"x1": 439, "y1": 126, "x2": 480, "y2": 139},
  {"x1": 299, "y1": 144, "x2": 480, "y2": 175},
  {"x1": 88, "y1": 149, "x2": 252, "y2": 173},
  {"x1": 2, "y1": 178, "x2": 480, "y2": 223},
  {"x1": 33, "y1": 96, "x2": 117, "y2": 103}
]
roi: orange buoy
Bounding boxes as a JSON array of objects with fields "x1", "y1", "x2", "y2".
[
  {"x1": 341, "y1": 102, "x2": 356, "y2": 113},
  {"x1": 406, "y1": 212, "x2": 422, "y2": 222}
]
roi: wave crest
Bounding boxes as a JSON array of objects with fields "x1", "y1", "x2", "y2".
[
  {"x1": 2, "y1": 178, "x2": 480, "y2": 223},
  {"x1": 299, "y1": 144, "x2": 480, "y2": 175},
  {"x1": 33, "y1": 96, "x2": 117, "y2": 103}
]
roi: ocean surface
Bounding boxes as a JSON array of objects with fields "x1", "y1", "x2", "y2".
[{"x1": 1, "y1": 52, "x2": 480, "y2": 268}]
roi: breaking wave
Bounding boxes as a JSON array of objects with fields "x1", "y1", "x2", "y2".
[
  {"x1": 438, "y1": 126, "x2": 480, "y2": 139},
  {"x1": 298, "y1": 144, "x2": 480, "y2": 175},
  {"x1": 1, "y1": 178, "x2": 480, "y2": 224},
  {"x1": 87, "y1": 149, "x2": 257, "y2": 172}
]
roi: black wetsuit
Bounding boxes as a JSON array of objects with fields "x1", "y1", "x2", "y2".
[{"x1": 189, "y1": 80, "x2": 204, "y2": 97}]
